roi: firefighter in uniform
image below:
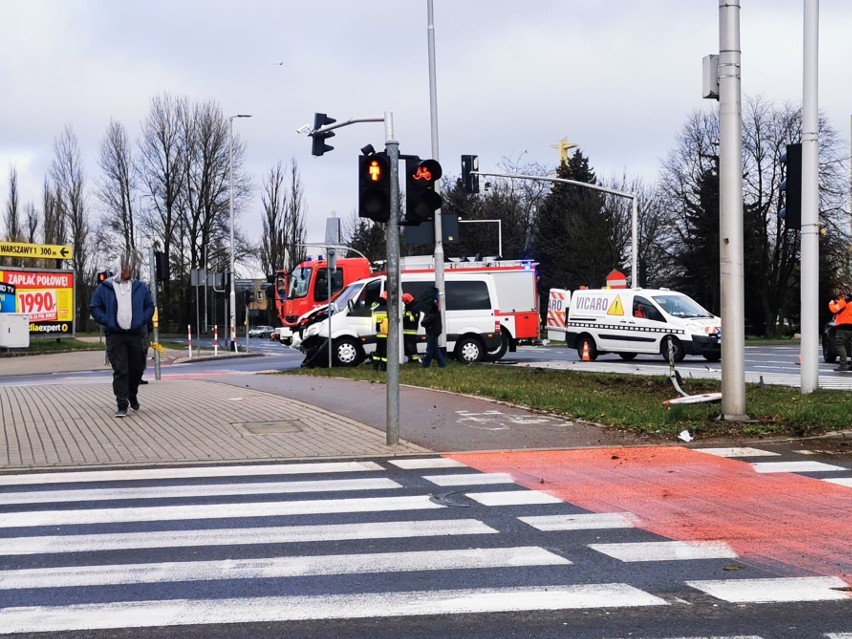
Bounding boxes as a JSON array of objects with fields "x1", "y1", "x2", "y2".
[
  {"x1": 371, "y1": 291, "x2": 388, "y2": 370},
  {"x1": 402, "y1": 292, "x2": 420, "y2": 363}
]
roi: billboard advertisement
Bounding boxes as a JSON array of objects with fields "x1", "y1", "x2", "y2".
[{"x1": 0, "y1": 268, "x2": 75, "y2": 337}]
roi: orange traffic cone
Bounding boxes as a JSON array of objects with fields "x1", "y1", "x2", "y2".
[{"x1": 581, "y1": 341, "x2": 591, "y2": 362}]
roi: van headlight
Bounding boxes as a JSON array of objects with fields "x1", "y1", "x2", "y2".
[{"x1": 304, "y1": 321, "x2": 325, "y2": 339}]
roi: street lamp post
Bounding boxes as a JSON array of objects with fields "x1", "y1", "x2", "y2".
[{"x1": 229, "y1": 113, "x2": 251, "y2": 351}]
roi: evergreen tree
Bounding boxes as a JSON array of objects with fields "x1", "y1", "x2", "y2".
[{"x1": 531, "y1": 150, "x2": 613, "y2": 298}]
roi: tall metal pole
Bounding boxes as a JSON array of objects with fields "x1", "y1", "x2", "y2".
[
  {"x1": 717, "y1": 0, "x2": 747, "y2": 419},
  {"x1": 426, "y1": 0, "x2": 447, "y2": 350},
  {"x1": 149, "y1": 246, "x2": 161, "y2": 381},
  {"x1": 631, "y1": 196, "x2": 639, "y2": 287},
  {"x1": 228, "y1": 116, "x2": 237, "y2": 352},
  {"x1": 228, "y1": 113, "x2": 252, "y2": 351},
  {"x1": 800, "y1": 0, "x2": 820, "y2": 393},
  {"x1": 384, "y1": 112, "x2": 401, "y2": 446}
]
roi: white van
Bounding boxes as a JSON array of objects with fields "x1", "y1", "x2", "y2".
[
  {"x1": 298, "y1": 272, "x2": 504, "y2": 367},
  {"x1": 547, "y1": 288, "x2": 721, "y2": 362}
]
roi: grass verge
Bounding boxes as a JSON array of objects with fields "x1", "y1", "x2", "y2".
[
  {"x1": 288, "y1": 362, "x2": 851, "y2": 441},
  {"x1": 1, "y1": 338, "x2": 104, "y2": 356}
]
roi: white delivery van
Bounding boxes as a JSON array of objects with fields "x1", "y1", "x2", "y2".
[
  {"x1": 547, "y1": 287, "x2": 721, "y2": 362},
  {"x1": 298, "y1": 271, "x2": 505, "y2": 367}
]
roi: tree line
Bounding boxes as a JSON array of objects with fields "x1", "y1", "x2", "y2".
[{"x1": 1, "y1": 93, "x2": 307, "y2": 333}]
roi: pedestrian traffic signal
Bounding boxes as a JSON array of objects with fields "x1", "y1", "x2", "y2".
[
  {"x1": 405, "y1": 158, "x2": 442, "y2": 224},
  {"x1": 358, "y1": 152, "x2": 392, "y2": 223},
  {"x1": 310, "y1": 113, "x2": 336, "y2": 157},
  {"x1": 779, "y1": 143, "x2": 802, "y2": 231},
  {"x1": 460, "y1": 154, "x2": 479, "y2": 194},
  {"x1": 154, "y1": 250, "x2": 169, "y2": 281},
  {"x1": 97, "y1": 270, "x2": 111, "y2": 283}
]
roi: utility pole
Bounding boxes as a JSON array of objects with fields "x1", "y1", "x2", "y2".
[{"x1": 716, "y1": 0, "x2": 748, "y2": 420}]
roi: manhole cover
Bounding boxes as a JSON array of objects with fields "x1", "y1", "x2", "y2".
[{"x1": 239, "y1": 420, "x2": 305, "y2": 434}]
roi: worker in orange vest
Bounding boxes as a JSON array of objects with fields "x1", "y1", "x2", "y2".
[{"x1": 829, "y1": 287, "x2": 852, "y2": 371}]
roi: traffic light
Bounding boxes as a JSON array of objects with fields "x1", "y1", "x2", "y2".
[
  {"x1": 244, "y1": 289, "x2": 253, "y2": 305},
  {"x1": 97, "y1": 270, "x2": 111, "y2": 284},
  {"x1": 310, "y1": 113, "x2": 336, "y2": 157},
  {"x1": 358, "y1": 152, "x2": 392, "y2": 223},
  {"x1": 460, "y1": 155, "x2": 479, "y2": 194},
  {"x1": 405, "y1": 157, "x2": 442, "y2": 224},
  {"x1": 779, "y1": 143, "x2": 802, "y2": 231},
  {"x1": 154, "y1": 251, "x2": 169, "y2": 281}
]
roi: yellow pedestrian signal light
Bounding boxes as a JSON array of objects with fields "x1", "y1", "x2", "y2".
[{"x1": 359, "y1": 152, "x2": 391, "y2": 223}]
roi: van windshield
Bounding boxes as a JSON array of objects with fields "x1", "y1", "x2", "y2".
[
  {"x1": 651, "y1": 294, "x2": 714, "y2": 318},
  {"x1": 333, "y1": 280, "x2": 366, "y2": 309},
  {"x1": 288, "y1": 266, "x2": 312, "y2": 299}
]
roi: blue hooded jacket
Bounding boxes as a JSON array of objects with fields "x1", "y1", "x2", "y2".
[{"x1": 90, "y1": 278, "x2": 155, "y2": 334}]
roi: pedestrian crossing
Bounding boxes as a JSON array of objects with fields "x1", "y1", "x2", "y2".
[{"x1": 0, "y1": 456, "x2": 849, "y2": 635}]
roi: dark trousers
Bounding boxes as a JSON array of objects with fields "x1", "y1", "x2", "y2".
[
  {"x1": 837, "y1": 326, "x2": 852, "y2": 367},
  {"x1": 421, "y1": 334, "x2": 446, "y2": 368},
  {"x1": 106, "y1": 332, "x2": 145, "y2": 409}
]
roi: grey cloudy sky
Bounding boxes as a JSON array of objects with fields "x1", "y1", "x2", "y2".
[{"x1": 1, "y1": 0, "x2": 850, "y2": 250}]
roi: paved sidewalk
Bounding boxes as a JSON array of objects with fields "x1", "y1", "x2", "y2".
[{"x1": 0, "y1": 349, "x2": 427, "y2": 472}]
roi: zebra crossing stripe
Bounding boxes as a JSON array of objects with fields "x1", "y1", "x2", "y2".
[
  {"x1": 685, "y1": 576, "x2": 850, "y2": 603},
  {"x1": 0, "y1": 546, "x2": 569, "y2": 589},
  {"x1": 520, "y1": 513, "x2": 636, "y2": 531},
  {"x1": 0, "y1": 519, "x2": 497, "y2": 555},
  {"x1": 466, "y1": 490, "x2": 563, "y2": 506},
  {"x1": 0, "y1": 461, "x2": 383, "y2": 486},
  {"x1": 825, "y1": 477, "x2": 852, "y2": 488},
  {"x1": 423, "y1": 472, "x2": 515, "y2": 486},
  {"x1": 694, "y1": 447, "x2": 780, "y2": 458},
  {"x1": 0, "y1": 584, "x2": 667, "y2": 633},
  {"x1": 389, "y1": 458, "x2": 466, "y2": 469},
  {"x1": 590, "y1": 541, "x2": 737, "y2": 562},
  {"x1": 0, "y1": 477, "x2": 402, "y2": 506},
  {"x1": 0, "y1": 495, "x2": 444, "y2": 529},
  {"x1": 751, "y1": 461, "x2": 847, "y2": 473}
]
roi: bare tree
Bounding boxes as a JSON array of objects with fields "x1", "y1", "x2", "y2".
[
  {"x1": 24, "y1": 203, "x2": 39, "y2": 243},
  {"x1": 97, "y1": 119, "x2": 138, "y2": 256},
  {"x1": 51, "y1": 125, "x2": 94, "y2": 330},
  {"x1": 3, "y1": 165, "x2": 21, "y2": 241},
  {"x1": 41, "y1": 176, "x2": 64, "y2": 246},
  {"x1": 260, "y1": 161, "x2": 288, "y2": 275}
]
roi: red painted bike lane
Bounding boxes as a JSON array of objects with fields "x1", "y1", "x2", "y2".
[{"x1": 449, "y1": 447, "x2": 852, "y2": 585}]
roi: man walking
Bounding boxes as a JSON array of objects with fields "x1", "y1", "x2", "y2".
[
  {"x1": 420, "y1": 288, "x2": 446, "y2": 369},
  {"x1": 90, "y1": 251, "x2": 155, "y2": 416},
  {"x1": 829, "y1": 287, "x2": 852, "y2": 371}
]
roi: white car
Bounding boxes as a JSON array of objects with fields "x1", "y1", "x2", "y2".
[{"x1": 248, "y1": 325, "x2": 274, "y2": 338}]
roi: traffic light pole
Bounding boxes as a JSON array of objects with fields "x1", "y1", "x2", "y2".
[
  {"x1": 470, "y1": 171, "x2": 640, "y2": 287},
  {"x1": 309, "y1": 112, "x2": 401, "y2": 446},
  {"x1": 148, "y1": 246, "x2": 161, "y2": 381}
]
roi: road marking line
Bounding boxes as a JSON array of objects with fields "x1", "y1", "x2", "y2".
[
  {"x1": 686, "y1": 576, "x2": 850, "y2": 603},
  {"x1": 694, "y1": 447, "x2": 780, "y2": 458},
  {"x1": 589, "y1": 540, "x2": 737, "y2": 562},
  {"x1": 423, "y1": 473, "x2": 515, "y2": 486},
  {"x1": 0, "y1": 518, "x2": 497, "y2": 556},
  {"x1": 520, "y1": 512, "x2": 636, "y2": 531},
  {"x1": 0, "y1": 495, "x2": 444, "y2": 529},
  {"x1": 389, "y1": 458, "x2": 467, "y2": 469},
  {"x1": 0, "y1": 584, "x2": 666, "y2": 632},
  {"x1": 751, "y1": 461, "x2": 847, "y2": 473},
  {"x1": 466, "y1": 490, "x2": 563, "y2": 506},
  {"x1": 0, "y1": 478, "x2": 401, "y2": 505},
  {"x1": 824, "y1": 477, "x2": 852, "y2": 488},
  {"x1": 0, "y1": 461, "x2": 383, "y2": 487},
  {"x1": 0, "y1": 546, "x2": 567, "y2": 589}
]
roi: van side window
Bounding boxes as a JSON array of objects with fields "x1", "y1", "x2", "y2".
[
  {"x1": 446, "y1": 281, "x2": 491, "y2": 311},
  {"x1": 352, "y1": 280, "x2": 382, "y2": 317},
  {"x1": 635, "y1": 295, "x2": 664, "y2": 322}
]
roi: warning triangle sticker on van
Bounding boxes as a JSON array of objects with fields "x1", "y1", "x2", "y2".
[{"x1": 607, "y1": 295, "x2": 624, "y2": 316}]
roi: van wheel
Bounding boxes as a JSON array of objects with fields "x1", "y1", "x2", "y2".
[
  {"x1": 660, "y1": 336, "x2": 685, "y2": 363},
  {"x1": 577, "y1": 336, "x2": 598, "y2": 361},
  {"x1": 333, "y1": 337, "x2": 364, "y2": 367},
  {"x1": 483, "y1": 334, "x2": 509, "y2": 362},
  {"x1": 618, "y1": 353, "x2": 637, "y2": 361},
  {"x1": 455, "y1": 336, "x2": 484, "y2": 363}
]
